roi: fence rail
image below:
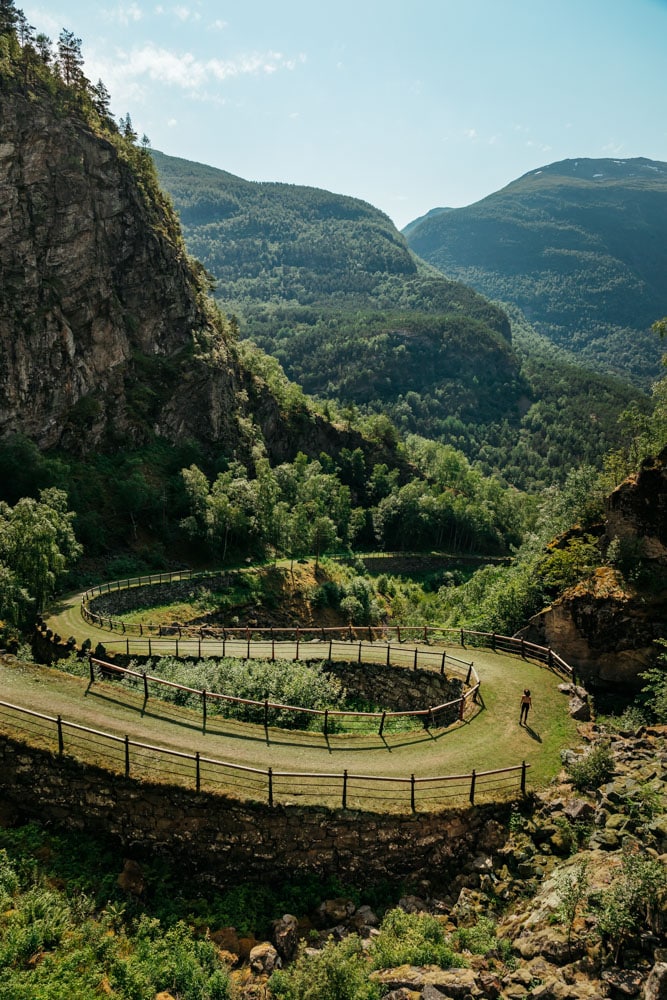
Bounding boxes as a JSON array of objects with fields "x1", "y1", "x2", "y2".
[
  {"x1": 75, "y1": 570, "x2": 572, "y2": 678},
  {"x1": 0, "y1": 698, "x2": 529, "y2": 811},
  {"x1": 88, "y1": 655, "x2": 480, "y2": 735}
]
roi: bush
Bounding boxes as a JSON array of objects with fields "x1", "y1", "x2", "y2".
[
  {"x1": 566, "y1": 743, "x2": 614, "y2": 791},
  {"x1": 270, "y1": 936, "x2": 379, "y2": 1000},
  {"x1": 369, "y1": 908, "x2": 458, "y2": 970}
]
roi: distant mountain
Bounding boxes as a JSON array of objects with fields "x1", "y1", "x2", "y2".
[
  {"x1": 402, "y1": 207, "x2": 452, "y2": 239},
  {"x1": 404, "y1": 157, "x2": 667, "y2": 385},
  {"x1": 153, "y1": 150, "x2": 528, "y2": 434},
  {"x1": 154, "y1": 151, "x2": 650, "y2": 488}
]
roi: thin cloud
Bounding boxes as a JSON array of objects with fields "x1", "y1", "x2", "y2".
[
  {"x1": 102, "y1": 43, "x2": 304, "y2": 93},
  {"x1": 173, "y1": 5, "x2": 200, "y2": 21},
  {"x1": 103, "y1": 3, "x2": 143, "y2": 25}
]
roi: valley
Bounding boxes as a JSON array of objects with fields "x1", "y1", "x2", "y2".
[{"x1": 0, "y1": 7, "x2": 665, "y2": 1000}]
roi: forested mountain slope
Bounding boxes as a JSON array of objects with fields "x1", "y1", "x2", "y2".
[
  {"x1": 404, "y1": 157, "x2": 667, "y2": 385},
  {"x1": 154, "y1": 152, "x2": 650, "y2": 487}
]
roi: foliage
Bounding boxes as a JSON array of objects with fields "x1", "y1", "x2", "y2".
[
  {"x1": 592, "y1": 848, "x2": 667, "y2": 964},
  {"x1": 126, "y1": 655, "x2": 346, "y2": 729},
  {"x1": 553, "y1": 859, "x2": 590, "y2": 957},
  {"x1": 405, "y1": 158, "x2": 667, "y2": 386},
  {"x1": 270, "y1": 936, "x2": 380, "y2": 1000},
  {"x1": 565, "y1": 743, "x2": 615, "y2": 792},
  {"x1": 0, "y1": 488, "x2": 81, "y2": 624},
  {"x1": 637, "y1": 640, "x2": 667, "y2": 723},
  {"x1": 368, "y1": 907, "x2": 458, "y2": 970},
  {"x1": 451, "y1": 915, "x2": 507, "y2": 958},
  {"x1": 0, "y1": 835, "x2": 231, "y2": 1000}
]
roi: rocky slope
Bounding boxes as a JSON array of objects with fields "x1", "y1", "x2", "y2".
[
  {"x1": 520, "y1": 448, "x2": 667, "y2": 690},
  {"x1": 0, "y1": 78, "x2": 388, "y2": 470},
  {"x1": 137, "y1": 723, "x2": 667, "y2": 1000}
]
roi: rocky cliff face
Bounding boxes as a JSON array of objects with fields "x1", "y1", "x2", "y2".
[
  {"x1": 0, "y1": 81, "x2": 223, "y2": 449},
  {"x1": 0, "y1": 79, "x2": 410, "y2": 471},
  {"x1": 521, "y1": 449, "x2": 667, "y2": 689}
]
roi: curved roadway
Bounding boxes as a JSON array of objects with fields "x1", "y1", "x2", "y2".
[{"x1": 0, "y1": 589, "x2": 580, "y2": 810}]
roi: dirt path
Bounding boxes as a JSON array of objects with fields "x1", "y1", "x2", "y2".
[{"x1": 0, "y1": 590, "x2": 579, "y2": 809}]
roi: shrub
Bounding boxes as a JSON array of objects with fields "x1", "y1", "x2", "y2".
[
  {"x1": 369, "y1": 907, "x2": 458, "y2": 970},
  {"x1": 566, "y1": 743, "x2": 614, "y2": 791},
  {"x1": 270, "y1": 936, "x2": 379, "y2": 1000},
  {"x1": 452, "y1": 915, "x2": 502, "y2": 956}
]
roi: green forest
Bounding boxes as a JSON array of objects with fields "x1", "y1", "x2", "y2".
[{"x1": 1, "y1": 6, "x2": 667, "y2": 999}]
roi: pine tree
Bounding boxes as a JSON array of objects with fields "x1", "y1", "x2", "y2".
[
  {"x1": 57, "y1": 28, "x2": 84, "y2": 86},
  {"x1": 35, "y1": 32, "x2": 51, "y2": 64},
  {"x1": 91, "y1": 78, "x2": 111, "y2": 117},
  {"x1": 0, "y1": 0, "x2": 17, "y2": 37}
]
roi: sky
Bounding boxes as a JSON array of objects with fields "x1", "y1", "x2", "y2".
[{"x1": 23, "y1": 0, "x2": 667, "y2": 229}]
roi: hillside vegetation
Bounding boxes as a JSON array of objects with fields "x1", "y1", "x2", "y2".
[
  {"x1": 154, "y1": 152, "x2": 650, "y2": 488},
  {"x1": 405, "y1": 157, "x2": 667, "y2": 385}
]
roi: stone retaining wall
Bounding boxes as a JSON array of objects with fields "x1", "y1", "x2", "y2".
[
  {"x1": 87, "y1": 575, "x2": 232, "y2": 618},
  {"x1": 0, "y1": 736, "x2": 511, "y2": 886}
]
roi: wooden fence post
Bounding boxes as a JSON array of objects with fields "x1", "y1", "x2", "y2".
[
  {"x1": 328, "y1": 638, "x2": 332, "y2": 662},
  {"x1": 143, "y1": 672, "x2": 149, "y2": 702},
  {"x1": 379, "y1": 711, "x2": 386, "y2": 737},
  {"x1": 324, "y1": 709, "x2": 328, "y2": 737},
  {"x1": 413, "y1": 647, "x2": 418, "y2": 671},
  {"x1": 441, "y1": 650, "x2": 446, "y2": 675},
  {"x1": 358, "y1": 641, "x2": 362, "y2": 664},
  {"x1": 88, "y1": 656, "x2": 95, "y2": 684},
  {"x1": 196, "y1": 752, "x2": 200, "y2": 793},
  {"x1": 521, "y1": 760, "x2": 527, "y2": 796},
  {"x1": 57, "y1": 715, "x2": 64, "y2": 755},
  {"x1": 268, "y1": 767, "x2": 273, "y2": 807},
  {"x1": 202, "y1": 690, "x2": 207, "y2": 729},
  {"x1": 460, "y1": 629, "x2": 465, "y2": 649},
  {"x1": 410, "y1": 774, "x2": 416, "y2": 812},
  {"x1": 466, "y1": 664, "x2": 472, "y2": 685},
  {"x1": 264, "y1": 700, "x2": 269, "y2": 730},
  {"x1": 386, "y1": 644, "x2": 391, "y2": 666},
  {"x1": 469, "y1": 769, "x2": 476, "y2": 804},
  {"x1": 125, "y1": 735, "x2": 130, "y2": 777},
  {"x1": 342, "y1": 769, "x2": 348, "y2": 809}
]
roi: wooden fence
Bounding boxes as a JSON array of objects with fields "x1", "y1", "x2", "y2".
[
  {"x1": 77, "y1": 570, "x2": 573, "y2": 681},
  {"x1": 88, "y1": 654, "x2": 480, "y2": 734},
  {"x1": 0, "y1": 698, "x2": 529, "y2": 811}
]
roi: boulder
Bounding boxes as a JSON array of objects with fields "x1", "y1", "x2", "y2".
[
  {"x1": 644, "y1": 963, "x2": 667, "y2": 1000},
  {"x1": 271, "y1": 914, "x2": 299, "y2": 962},
  {"x1": 249, "y1": 942, "x2": 281, "y2": 975}
]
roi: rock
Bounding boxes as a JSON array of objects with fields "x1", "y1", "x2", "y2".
[
  {"x1": 350, "y1": 904, "x2": 379, "y2": 937},
  {"x1": 644, "y1": 963, "x2": 667, "y2": 1000},
  {"x1": 271, "y1": 914, "x2": 299, "y2": 962},
  {"x1": 249, "y1": 941, "x2": 281, "y2": 975},
  {"x1": 563, "y1": 799, "x2": 596, "y2": 824},
  {"x1": 601, "y1": 967, "x2": 644, "y2": 997},
  {"x1": 588, "y1": 828, "x2": 622, "y2": 850},
  {"x1": 398, "y1": 895, "x2": 430, "y2": 914},
  {"x1": 117, "y1": 859, "x2": 144, "y2": 897},
  {"x1": 315, "y1": 898, "x2": 356, "y2": 926},
  {"x1": 569, "y1": 696, "x2": 592, "y2": 722},
  {"x1": 475, "y1": 970, "x2": 502, "y2": 998},
  {"x1": 210, "y1": 926, "x2": 241, "y2": 962}
]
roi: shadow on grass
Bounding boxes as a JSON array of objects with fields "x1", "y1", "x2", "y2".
[
  {"x1": 82, "y1": 681, "x2": 488, "y2": 757},
  {"x1": 521, "y1": 722, "x2": 542, "y2": 743}
]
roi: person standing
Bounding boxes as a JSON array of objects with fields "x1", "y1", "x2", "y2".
[{"x1": 520, "y1": 689, "x2": 532, "y2": 725}]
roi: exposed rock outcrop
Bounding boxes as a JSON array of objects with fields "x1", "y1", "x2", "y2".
[
  {"x1": 520, "y1": 449, "x2": 667, "y2": 690},
  {"x1": 0, "y1": 79, "x2": 402, "y2": 472}
]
